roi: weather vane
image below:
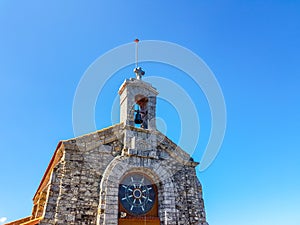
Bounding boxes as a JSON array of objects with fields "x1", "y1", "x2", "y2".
[{"x1": 133, "y1": 38, "x2": 145, "y2": 80}]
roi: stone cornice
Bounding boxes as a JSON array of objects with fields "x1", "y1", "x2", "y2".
[{"x1": 118, "y1": 78, "x2": 159, "y2": 96}]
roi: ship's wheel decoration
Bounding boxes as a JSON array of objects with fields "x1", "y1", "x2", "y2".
[{"x1": 119, "y1": 173, "x2": 156, "y2": 215}]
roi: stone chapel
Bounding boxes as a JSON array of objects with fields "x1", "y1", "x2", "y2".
[{"x1": 5, "y1": 66, "x2": 209, "y2": 225}]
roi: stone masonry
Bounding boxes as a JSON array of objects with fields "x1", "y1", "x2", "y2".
[{"x1": 36, "y1": 124, "x2": 208, "y2": 225}]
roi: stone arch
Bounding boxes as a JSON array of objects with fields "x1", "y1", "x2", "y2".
[{"x1": 97, "y1": 155, "x2": 177, "y2": 225}]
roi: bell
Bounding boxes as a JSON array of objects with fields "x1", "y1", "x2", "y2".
[{"x1": 134, "y1": 110, "x2": 143, "y2": 124}]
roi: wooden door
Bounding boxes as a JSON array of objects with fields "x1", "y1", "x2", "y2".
[{"x1": 118, "y1": 217, "x2": 160, "y2": 225}]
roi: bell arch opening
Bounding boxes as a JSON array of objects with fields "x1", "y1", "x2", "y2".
[{"x1": 134, "y1": 94, "x2": 149, "y2": 129}]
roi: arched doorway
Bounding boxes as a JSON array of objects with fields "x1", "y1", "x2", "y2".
[{"x1": 118, "y1": 173, "x2": 160, "y2": 225}]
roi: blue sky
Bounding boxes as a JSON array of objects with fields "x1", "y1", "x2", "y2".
[{"x1": 0, "y1": 1, "x2": 300, "y2": 225}]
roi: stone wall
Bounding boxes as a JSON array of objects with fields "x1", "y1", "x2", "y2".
[
  {"x1": 39, "y1": 125, "x2": 123, "y2": 225},
  {"x1": 173, "y1": 167, "x2": 208, "y2": 225}
]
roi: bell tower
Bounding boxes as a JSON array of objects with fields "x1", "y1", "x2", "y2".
[{"x1": 118, "y1": 70, "x2": 158, "y2": 130}]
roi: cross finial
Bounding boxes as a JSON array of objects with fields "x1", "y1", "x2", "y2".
[
  {"x1": 134, "y1": 67, "x2": 145, "y2": 80},
  {"x1": 133, "y1": 38, "x2": 145, "y2": 80}
]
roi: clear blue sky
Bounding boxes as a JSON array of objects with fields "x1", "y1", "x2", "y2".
[{"x1": 1, "y1": 1, "x2": 300, "y2": 225}]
